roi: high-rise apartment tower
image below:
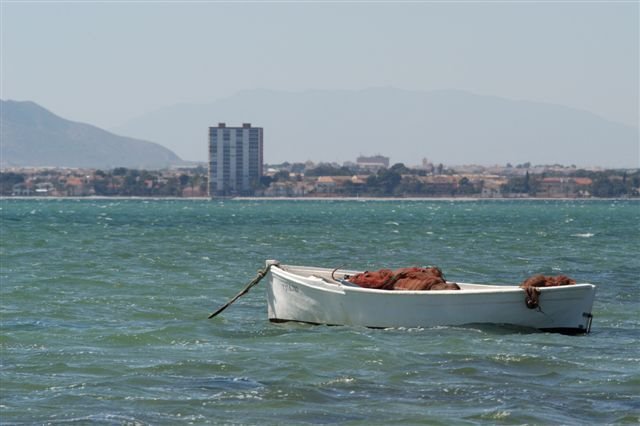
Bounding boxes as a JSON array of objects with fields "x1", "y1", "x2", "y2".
[{"x1": 208, "y1": 123, "x2": 263, "y2": 197}]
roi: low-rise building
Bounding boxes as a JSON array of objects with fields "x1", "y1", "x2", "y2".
[
  {"x1": 538, "y1": 177, "x2": 593, "y2": 198},
  {"x1": 356, "y1": 155, "x2": 390, "y2": 172}
]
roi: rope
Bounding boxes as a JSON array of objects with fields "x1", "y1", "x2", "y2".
[
  {"x1": 208, "y1": 263, "x2": 275, "y2": 319},
  {"x1": 524, "y1": 287, "x2": 541, "y2": 309},
  {"x1": 331, "y1": 265, "x2": 347, "y2": 281}
]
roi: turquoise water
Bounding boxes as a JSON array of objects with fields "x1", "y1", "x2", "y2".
[{"x1": 1, "y1": 199, "x2": 638, "y2": 424}]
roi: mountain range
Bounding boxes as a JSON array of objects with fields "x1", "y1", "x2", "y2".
[
  {"x1": 2, "y1": 89, "x2": 638, "y2": 170},
  {"x1": 1, "y1": 100, "x2": 182, "y2": 169},
  {"x1": 113, "y1": 88, "x2": 639, "y2": 168}
]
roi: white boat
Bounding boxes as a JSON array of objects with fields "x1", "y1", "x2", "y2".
[{"x1": 265, "y1": 261, "x2": 596, "y2": 334}]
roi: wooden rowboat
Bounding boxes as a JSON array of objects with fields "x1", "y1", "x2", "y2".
[{"x1": 265, "y1": 260, "x2": 596, "y2": 334}]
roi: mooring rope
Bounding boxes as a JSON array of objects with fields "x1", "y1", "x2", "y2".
[
  {"x1": 524, "y1": 286, "x2": 541, "y2": 309},
  {"x1": 208, "y1": 263, "x2": 275, "y2": 319}
]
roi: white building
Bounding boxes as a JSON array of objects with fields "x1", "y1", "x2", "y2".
[{"x1": 356, "y1": 155, "x2": 390, "y2": 171}]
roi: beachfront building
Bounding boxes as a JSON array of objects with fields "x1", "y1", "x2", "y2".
[
  {"x1": 356, "y1": 155, "x2": 390, "y2": 172},
  {"x1": 208, "y1": 123, "x2": 263, "y2": 197}
]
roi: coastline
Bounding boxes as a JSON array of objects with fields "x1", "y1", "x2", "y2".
[{"x1": 1, "y1": 196, "x2": 637, "y2": 202}]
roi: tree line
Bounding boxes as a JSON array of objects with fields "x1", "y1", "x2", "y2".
[
  {"x1": 1, "y1": 167, "x2": 208, "y2": 197},
  {"x1": 1, "y1": 165, "x2": 638, "y2": 198}
]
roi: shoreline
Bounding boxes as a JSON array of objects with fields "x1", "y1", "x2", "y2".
[{"x1": 1, "y1": 196, "x2": 637, "y2": 202}]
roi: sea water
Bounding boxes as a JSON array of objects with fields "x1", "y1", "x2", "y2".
[{"x1": 1, "y1": 199, "x2": 638, "y2": 424}]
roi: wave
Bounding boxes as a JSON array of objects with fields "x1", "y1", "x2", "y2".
[{"x1": 571, "y1": 233, "x2": 594, "y2": 238}]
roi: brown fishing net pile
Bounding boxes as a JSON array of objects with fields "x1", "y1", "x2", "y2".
[
  {"x1": 347, "y1": 267, "x2": 461, "y2": 291},
  {"x1": 346, "y1": 268, "x2": 577, "y2": 306},
  {"x1": 520, "y1": 274, "x2": 576, "y2": 288},
  {"x1": 519, "y1": 274, "x2": 576, "y2": 309}
]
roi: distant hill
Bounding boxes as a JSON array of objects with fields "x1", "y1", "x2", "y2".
[
  {"x1": 112, "y1": 88, "x2": 639, "y2": 168},
  {"x1": 1, "y1": 100, "x2": 182, "y2": 169}
]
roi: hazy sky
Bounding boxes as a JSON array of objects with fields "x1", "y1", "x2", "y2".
[{"x1": 2, "y1": 1, "x2": 638, "y2": 132}]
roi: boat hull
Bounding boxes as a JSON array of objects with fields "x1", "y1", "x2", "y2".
[{"x1": 266, "y1": 264, "x2": 596, "y2": 334}]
